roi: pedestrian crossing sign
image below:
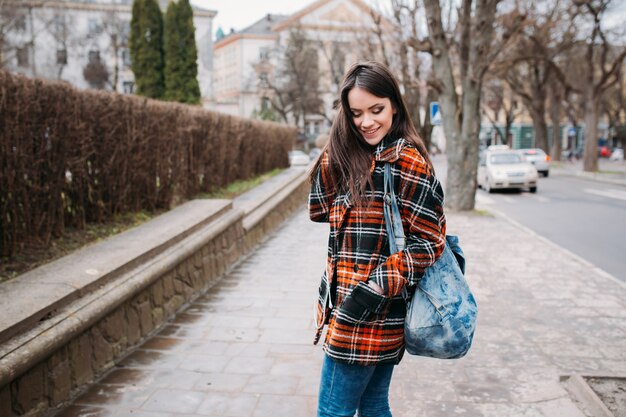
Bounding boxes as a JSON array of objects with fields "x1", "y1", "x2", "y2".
[{"x1": 430, "y1": 102, "x2": 442, "y2": 126}]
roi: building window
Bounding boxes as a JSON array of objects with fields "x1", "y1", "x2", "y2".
[
  {"x1": 259, "y1": 47, "x2": 270, "y2": 60},
  {"x1": 88, "y1": 50, "x2": 100, "y2": 64},
  {"x1": 54, "y1": 14, "x2": 66, "y2": 34},
  {"x1": 261, "y1": 97, "x2": 270, "y2": 111},
  {"x1": 121, "y1": 49, "x2": 131, "y2": 67},
  {"x1": 57, "y1": 49, "x2": 67, "y2": 65},
  {"x1": 123, "y1": 81, "x2": 134, "y2": 94},
  {"x1": 259, "y1": 72, "x2": 269, "y2": 88},
  {"x1": 15, "y1": 15, "x2": 27, "y2": 32},
  {"x1": 16, "y1": 47, "x2": 28, "y2": 67},
  {"x1": 87, "y1": 19, "x2": 102, "y2": 35}
]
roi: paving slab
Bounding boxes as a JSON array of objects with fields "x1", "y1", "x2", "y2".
[{"x1": 53, "y1": 206, "x2": 626, "y2": 417}]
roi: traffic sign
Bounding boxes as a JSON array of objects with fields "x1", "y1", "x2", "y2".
[{"x1": 430, "y1": 102, "x2": 441, "y2": 126}]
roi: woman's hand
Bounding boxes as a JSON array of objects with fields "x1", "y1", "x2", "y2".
[{"x1": 367, "y1": 281, "x2": 385, "y2": 295}]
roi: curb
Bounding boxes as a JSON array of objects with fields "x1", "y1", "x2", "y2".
[
  {"x1": 0, "y1": 168, "x2": 310, "y2": 416},
  {"x1": 562, "y1": 374, "x2": 615, "y2": 417},
  {"x1": 479, "y1": 205, "x2": 626, "y2": 291}
]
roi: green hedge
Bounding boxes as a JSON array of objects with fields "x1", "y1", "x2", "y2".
[{"x1": 0, "y1": 70, "x2": 295, "y2": 257}]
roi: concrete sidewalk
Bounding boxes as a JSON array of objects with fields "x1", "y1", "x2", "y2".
[{"x1": 54, "y1": 206, "x2": 626, "y2": 417}]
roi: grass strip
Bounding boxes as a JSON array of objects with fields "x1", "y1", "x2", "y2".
[{"x1": 0, "y1": 168, "x2": 285, "y2": 283}]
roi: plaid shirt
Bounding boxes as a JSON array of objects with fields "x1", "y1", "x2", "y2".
[{"x1": 309, "y1": 138, "x2": 446, "y2": 365}]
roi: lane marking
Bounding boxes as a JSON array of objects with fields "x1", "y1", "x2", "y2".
[{"x1": 584, "y1": 188, "x2": 626, "y2": 202}]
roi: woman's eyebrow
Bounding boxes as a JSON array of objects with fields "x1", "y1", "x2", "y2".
[{"x1": 350, "y1": 103, "x2": 385, "y2": 112}]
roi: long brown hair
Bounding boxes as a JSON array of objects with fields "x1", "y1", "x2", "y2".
[{"x1": 309, "y1": 61, "x2": 431, "y2": 203}]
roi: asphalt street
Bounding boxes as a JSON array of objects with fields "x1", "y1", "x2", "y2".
[{"x1": 433, "y1": 155, "x2": 626, "y2": 283}]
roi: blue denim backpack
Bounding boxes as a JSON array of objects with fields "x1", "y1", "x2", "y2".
[{"x1": 382, "y1": 163, "x2": 477, "y2": 359}]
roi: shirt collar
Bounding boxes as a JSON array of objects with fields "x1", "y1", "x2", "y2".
[{"x1": 373, "y1": 137, "x2": 407, "y2": 163}]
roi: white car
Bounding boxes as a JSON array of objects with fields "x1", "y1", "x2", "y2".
[
  {"x1": 518, "y1": 148, "x2": 550, "y2": 177},
  {"x1": 610, "y1": 148, "x2": 624, "y2": 161},
  {"x1": 478, "y1": 150, "x2": 539, "y2": 193},
  {"x1": 288, "y1": 150, "x2": 311, "y2": 166}
]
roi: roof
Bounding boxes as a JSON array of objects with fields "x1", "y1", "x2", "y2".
[
  {"x1": 215, "y1": 13, "x2": 288, "y2": 46},
  {"x1": 271, "y1": 0, "x2": 384, "y2": 32},
  {"x1": 241, "y1": 13, "x2": 289, "y2": 35}
]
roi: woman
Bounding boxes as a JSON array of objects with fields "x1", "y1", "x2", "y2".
[{"x1": 309, "y1": 61, "x2": 447, "y2": 417}]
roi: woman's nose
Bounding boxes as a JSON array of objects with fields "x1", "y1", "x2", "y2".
[{"x1": 361, "y1": 114, "x2": 374, "y2": 128}]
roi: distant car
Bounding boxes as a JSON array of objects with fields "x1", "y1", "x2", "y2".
[
  {"x1": 309, "y1": 148, "x2": 322, "y2": 161},
  {"x1": 518, "y1": 148, "x2": 550, "y2": 177},
  {"x1": 477, "y1": 150, "x2": 539, "y2": 193},
  {"x1": 288, "y1": 150, "x2": 310, "y2": 166},
  {"x1": 610, "y1": 148, "x2": 624, "y2": 161},
  {"x1": 486, "y1": 144, "x2": 511, "y2": 152},
  {"x1": 599, "y1": 146, "x2": 612, "y2": 158}
]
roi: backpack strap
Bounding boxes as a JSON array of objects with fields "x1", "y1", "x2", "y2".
[
  {"x1": 383, "y1": 163, "x2": 406, "y2": 253},
  {"x1": 383, "y1": 163, "x2": 409, "y2": 301}
]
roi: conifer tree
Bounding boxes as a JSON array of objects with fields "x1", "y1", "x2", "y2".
[
  {"x1": 129, "y1": 0, "x2": 164, "y2": 98},
  {"x1": 164, "y1": 0, "x2": 201, "y2": 104}
]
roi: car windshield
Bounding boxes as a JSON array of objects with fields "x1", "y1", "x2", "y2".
[{"x1": 490, "y1": 153, "x2": 522, "y2": 164}]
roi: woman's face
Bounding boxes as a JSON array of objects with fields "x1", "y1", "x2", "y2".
[{"x1": 347, "y1": 87, "x2": 395, "y2": 147}]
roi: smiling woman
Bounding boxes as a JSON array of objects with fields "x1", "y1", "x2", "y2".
[{"x1": 308, "y1": 61, "x2": 447, "y2": 417}]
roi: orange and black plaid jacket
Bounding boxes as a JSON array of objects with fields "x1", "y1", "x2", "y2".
[{"x1": 309, "y1": 138, "x2": 446, "y2": 365}]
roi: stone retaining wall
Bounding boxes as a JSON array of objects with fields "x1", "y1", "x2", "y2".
[{"x1": 0, "y1": 168, "x2": 310, "y2": 417}]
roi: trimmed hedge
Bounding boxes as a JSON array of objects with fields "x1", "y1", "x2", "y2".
[{"x1": 0, "y1": 70, "x2": 295, "y2": 258}]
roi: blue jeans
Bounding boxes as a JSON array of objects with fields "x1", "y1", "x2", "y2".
[{"x1": 317, "y1": 354, "x2": 395, "y2": 417}]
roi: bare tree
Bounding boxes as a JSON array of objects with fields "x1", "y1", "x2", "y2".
[
  {"x1": 547, "y1": 72, "x2": 565, "y2": 161},
  {"x1": 0, "y1": 1, "x2": 27, "y2": 68},
  {"x1": 0, "y1": 2, "x2": 35, "y2": 71},
  {"x1": 364, "y1": 1, "x2": 435, "y2": 151},
  {"x1": 266, "y1": 28, "x2": 323, "y2": 130},
  {"x1": 571, "y1": 0, "x2": 626, "y2": 171},
  {"x1": 482, "y1": 78, "x2": 521, "y2": 147},
  {"x1": 603, "y1": 69, "x2": 626, "y2": 148},
  {"x1": 101, "y1": 10, "x2": 130, "y2": 92},
  {"x1": 489, "y1": 0, "x2": 577, "y2": 154},
  {"x1": 415, "y1": 0, "x2": 523, "y2": 210}
]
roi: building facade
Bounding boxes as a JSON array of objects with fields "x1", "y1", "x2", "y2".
[
  {"x1": 4, "y1": 0, "x2": 216, "y2": 106},
  {"x1": 212, "y1": 14, "x2": 289, "y2": 118},
  {"x1": 212, "y1": 0, "x2": 386, "y2": 142}
]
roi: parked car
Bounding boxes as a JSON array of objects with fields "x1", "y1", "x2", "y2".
[
  {"x1": 477, "y1": 150, "x2": 539, "y2": 193},
  {"x1": 518, "y1": 148, "x2": 550, "y2": 177},
  {"x1": 309, "y1": 148, "x2": 322, "y2": 161},
  {"x1": 288, "y1": 150, "x2": 311, "y2": 166},
  {"x1": 599, "y1": 146, "x2": 612, "y2": 158},
  {"x1": 610, "y1": 148, "x2": 624, "y2": 162}
]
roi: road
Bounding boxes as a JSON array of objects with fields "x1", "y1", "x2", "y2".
[{"x1": 433, "y1": 156, "x2": 626, "y2": 283}]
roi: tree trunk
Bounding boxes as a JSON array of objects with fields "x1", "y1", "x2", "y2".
[
  {"x1": 422, "y1": 0, "x2": 464, "y2": 209},
  {"x1": 423, "y1": 0, "x2": 497, "y2": 211},
  {"x1": 451, "y1": 86, "x2": 482, "y2": 210},
  {"x1": 505, "y1": 115, "x2": 514, "y2": 148},
  {"x1": 549, "y1": 85, "x2": 562, "y2": 161},
  {"x1": 530, "y1": 112, "x2": 548, "y2": 152},
  {"x1": 583, "y1": 95, "x2": 599, "y2": 172},
  {"x1": 523, "y1": 90, "x2": 548, "y2": 152}
]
